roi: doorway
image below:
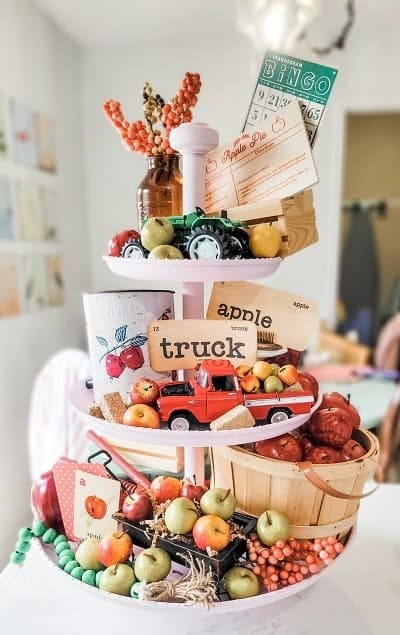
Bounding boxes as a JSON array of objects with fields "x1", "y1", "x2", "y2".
[{"x1": 337, "y1": 112, "x2": 400, "y2": 345}]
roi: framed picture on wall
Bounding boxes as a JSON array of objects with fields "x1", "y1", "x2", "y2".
[
  {"x1": 0, "y1": 254, "x2": 21, "y2": 317},
  {"x1": 21, "y1": 254, "x2": 48, "y2": 312},
  {"x1": 46, "y1": 254, "x2": 64, "y2": 306},
  {"x1": 43, "y1": 188, "x2": 59, "y2": 240},
  {"x1": 35, "y1": 113, "x2": 57, "y2": 173},
  {"x1": 16, "y1": 180, "x2": 45, "y2": 240},
  {"x1": 9, "y1": 98, "x2": 37, "y2": 167},
  {"x1": 0, "y1": 175, "x2": 15, "y2": 240},
  {"x1": 0, "y1": 95, "x2": 8, "y2": 156}
]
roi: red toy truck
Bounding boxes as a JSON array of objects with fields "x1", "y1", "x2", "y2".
[{"x1": 157, "y1": 359, "x2": 314, "y2": 430}]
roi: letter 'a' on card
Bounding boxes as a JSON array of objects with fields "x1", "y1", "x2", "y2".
[{"x1": 147, "y1": 319, "x2": 257, "y2": 372}]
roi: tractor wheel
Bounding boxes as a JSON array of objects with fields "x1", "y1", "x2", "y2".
[{"x1": 186, "y1": 224, "x2": 231, "y2": 260}]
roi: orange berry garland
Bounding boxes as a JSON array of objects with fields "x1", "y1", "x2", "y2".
[
  {"x1": 103, "y1": 72, "x2": 202, "y2": 157},
  {"x1": 246, "y1": 534, "x2": 345, "y2": 592}
]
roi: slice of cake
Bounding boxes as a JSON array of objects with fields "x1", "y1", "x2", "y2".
[
  {"x1": 99, "y1": 392, "x2": 127, "y2": 424},
  {"x1": 210, "y1": 405, "x2": 255, "y2": 431}
]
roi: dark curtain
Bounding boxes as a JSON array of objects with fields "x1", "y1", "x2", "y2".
[{"x1": 338, "y1": 208, "x2": 380, "y2": 345}]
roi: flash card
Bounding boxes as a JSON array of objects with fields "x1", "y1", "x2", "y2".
[{"x1": 73, "y1": 469, "x2": 121, "y2": 540}]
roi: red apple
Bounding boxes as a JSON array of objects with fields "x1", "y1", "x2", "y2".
[
  {"x1": 339, "y1": 439, "x2": 366, "y2": 461},
  {"x1": 108, "y1": 229, "x2": 141, "y2": 256},
  {"x1": 319, "y1": 392, "x2": 360, "y2": 429},
  {"x1": 255, "y1": 434, "x2": 303, "y2": 462},
  {"x1": 309, "y1": 407, "x2": 353, "y2": 449},
  {"x1": 121, "y1": 487, "x2": 153, "y2": 522},
  {"x1": 296, "y1": 371, "x2": 319, "y2": 400},
  {"x1": 192, "y1": 514, "x2": 231, "y2": 552},
  {"x1": 299, "y1": 434, "x2": 315, "y2": 456},
  {"x1": 239, "y1": 373, "x2": 260, "y2": 393},
  {"x1": 98, "y1": 531, "x2": 133, "y2": 567},
  {"x1": 180, "y1": 477, "x2": 208, "y2": 502},
  {"x1": 31, "y1": 470, "x2": 64, "y2": 534},
  {"x1": 150, "y1": 475, "x2": 181, "y2": 504},
  {"x1": 277, "y1": 364, "x2": 298, "y2": 386},
  {"x1": 304, "y1": 445, "x2": 341, "y2": 464},
  {"x1": 85, "y1": 495, "x2": 107, "y2": 520},
  {"x1": 122, "y1": 403, "x2": 160, "y2": 429},
  {"x1": 129, "y1": 377, "x2": 160, "y2": 405}
]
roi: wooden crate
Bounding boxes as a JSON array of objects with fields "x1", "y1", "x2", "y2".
[
  {"x1": 210, "y1": 428, "x2": 379, "y2": 539},
  {"x1": 217, "y1": 189, "x2": 318, "y2": 257},
  {"x1": 98, "y1": 434, "x2": 184, "y2": 474}
]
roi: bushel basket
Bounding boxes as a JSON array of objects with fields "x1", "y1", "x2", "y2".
[{"x1": 209, "y1": 428, "x2": 379, "y2": 539}]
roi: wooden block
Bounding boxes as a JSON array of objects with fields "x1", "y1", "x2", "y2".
[
  {"x1": 210, "y1": 405, "x2": 255, "y2": 431},
  {"x1": 100, "y1": 392, "x2": 127, "y2": 424},
  {"x1": 101, "y1": 436, "x2": 185, "y2": 473},
  {"x1": 88, "y1": 403, "x2": 104, "y2": 419},
  {"x1": 217, "y1": 188, "x2": 318, "y2": 257}
]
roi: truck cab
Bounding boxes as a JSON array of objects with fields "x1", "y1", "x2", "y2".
[{"x1": 157, "y1": 359, "x2": 243, "y2": 430}]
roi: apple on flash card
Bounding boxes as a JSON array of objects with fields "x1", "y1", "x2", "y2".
[{"x1": 73, "y1": 469, "x2": 121, "y2": 540}]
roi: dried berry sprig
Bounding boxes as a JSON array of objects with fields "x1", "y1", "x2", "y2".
[{"x1": 103, "y1": 72, "x2": 202, "y2": 157}]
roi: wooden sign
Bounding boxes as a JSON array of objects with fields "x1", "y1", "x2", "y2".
[
  {"x1": 206, "y1": 281, "x2": 318, "y2": 352},
  {"x1": 148, "y1": 319, "x2": 257, "y2": 372}
]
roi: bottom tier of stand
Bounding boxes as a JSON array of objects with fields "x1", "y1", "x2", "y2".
[{"x1": 35, "y1": 527, "x2": 354, "y2": 614}]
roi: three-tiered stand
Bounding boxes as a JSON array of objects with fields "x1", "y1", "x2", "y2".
[{"x1": 66, "y1": 123, "x2": 339, "y2": 619}]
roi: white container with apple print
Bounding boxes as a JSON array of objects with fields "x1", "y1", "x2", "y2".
[{"x1": 83, "y1": 290, "x2": 175, "y2": 404}]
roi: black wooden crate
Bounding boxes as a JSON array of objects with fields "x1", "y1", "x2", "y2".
[{"x1": 113, "y1": 510, "x2": 257, "y2": 578}]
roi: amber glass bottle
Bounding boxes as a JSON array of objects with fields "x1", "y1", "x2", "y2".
[{"x1": 136, "y1": 154, "x2": 183, "y2": 227}]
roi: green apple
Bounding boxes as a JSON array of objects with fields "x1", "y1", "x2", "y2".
[
  {"x1": 199, "y1": 487, "x2": 236, "y2": 520},
  {"x1": 263, "y1": 375, "x2": 284, "y2": 393},
  {"x1": 269, "y1": 363, "x2": 281, "y2": 376},
  {"x1": 148, "y1": 245, "x2": 184, "y2": 260},
  {"x1": 164, "y1": 497, "x2": 199, "y2": 534},
  {"x1": 223, "y1": 566, "x2": 260, "y2": 599},
  {"x1": 134, "y1": 547, "x2": 171, "y2": 582},
  {"x1": 75, "y1": 537, "x2": 104, "y2": 572},
  {"x1": 141, "y1": 217, "x2": 174, "y2": 251},
  {"x1": 99, "y1": 563, "x2": 135, "y2": 596},
  {"x1": 256, "y1": 509, "x2": 290, "y2": 546}
]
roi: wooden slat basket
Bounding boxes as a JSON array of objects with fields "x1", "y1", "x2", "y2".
[{"x1": 210, "y1": 428, "x2": 379, "y2": 539}]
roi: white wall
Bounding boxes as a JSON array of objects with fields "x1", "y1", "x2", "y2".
[{"x1": 0, "y1": 0, "x2": 90, "y2": 566}]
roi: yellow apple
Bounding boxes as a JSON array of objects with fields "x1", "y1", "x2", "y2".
[
  {"x1": 249, "y1": 223, "x2": 282, "y2": 258},
  {"x1": 252, "y1": 360, "x2": 273, "y2": 381}
]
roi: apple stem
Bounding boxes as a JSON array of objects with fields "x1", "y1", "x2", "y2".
[
  {"x1": 112, "y1": 563, "x2": 119, "y2": 575},
  {"x1": 266, "y1": 512, "x2": 272, "y2": 526},
  {"x1": 143, "y1": 552, "x2": 156, "y2": 562},
  {"x1": 347, "y1": 393, "x2": 351, "y2": 405},
  {"x1": 221, "y1": 489, "x2": 231, "y2": 502},
  {"x1": 193, "y1": 474, "x2": 197, "y2": 485}
]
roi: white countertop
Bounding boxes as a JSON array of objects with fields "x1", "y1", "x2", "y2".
[{"x1": 1, "y1": 484, "x2": 399, "y2": 635}]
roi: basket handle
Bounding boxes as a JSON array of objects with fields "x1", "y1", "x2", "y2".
[{"x1": 298, "y1": 460, "x2": 380, "y2": 500}]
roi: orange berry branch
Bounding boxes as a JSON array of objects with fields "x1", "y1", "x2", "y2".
[{"x1": 103, "y1": 72, "x2": 202, "y2": 157}]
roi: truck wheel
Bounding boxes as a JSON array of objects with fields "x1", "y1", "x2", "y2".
[
  {"x1": 186, "y1": 225, "x2": 230, "y2": 260},
  {"x1": 121, "y1": 240, "x2": 148, "y2": 259},
  {"x1": 168, "y1": 413, "x2": 193, "y2": 431},
  {"x1": 267, "y1": 408, "x2": 292, "y2": 424}
]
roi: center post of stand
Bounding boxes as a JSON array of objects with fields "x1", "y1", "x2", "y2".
[{"x1": 170, "y1": 122, "x2": 219, "y2": 486}]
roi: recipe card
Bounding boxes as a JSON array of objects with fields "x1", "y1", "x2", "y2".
[{"x1": 204, "y1": 101, "x2": 318, "y2": 215}]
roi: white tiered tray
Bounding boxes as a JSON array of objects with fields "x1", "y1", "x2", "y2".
[
  {"x1": 70, "y1": 380, "x2": 321, "y2": 448},
  {"x1": 35, "y1": 526, "x2": 354, "y2": 614},
  {"x1": 103, "y1": 255, "x2": 282, "y2": 282}
]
